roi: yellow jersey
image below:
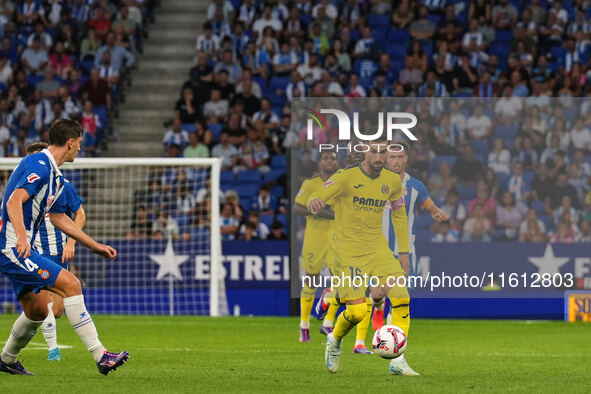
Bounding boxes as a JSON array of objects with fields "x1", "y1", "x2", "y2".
[
  {"x1": 307, "y1": 164, "x2": 409, "y2": 257},
  {"x1": 295, "y1": 176, "x2": 335, "y2": 253}
]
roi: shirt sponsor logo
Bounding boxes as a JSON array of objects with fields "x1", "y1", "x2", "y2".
[{"x1": 27, "y1": 173, "x2": 40, "y2": 183}]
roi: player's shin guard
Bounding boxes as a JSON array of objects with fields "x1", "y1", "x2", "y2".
[
  {"x1": 63, "y1": 295, "x2": 105, "y2": 362},
  {"x1": 1, "y1": 312, "x2": 43, "y2": 364},
  {"x1": 390, "y1": 297, "x2": 411, "y2": 336},
  {"x1": 41, "y1": 302, "x2": 58, "y2": 351},
  {"x1": 354, "y1": 299, "x2": 372, "y2": 346},
  {"x1": 300, "y1": 284, "x2": 316, "y2": 329},
  {"x1": 333, "y1": 302, "x2": 367, "y2": 342}
]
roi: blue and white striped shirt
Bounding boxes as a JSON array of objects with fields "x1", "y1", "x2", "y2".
[
  {"x1": 34, "y1": 179, "x2": 83, "y2": 256},
  {"x1": 0, "y1": 149, "x2": 63, "y2": 250}
]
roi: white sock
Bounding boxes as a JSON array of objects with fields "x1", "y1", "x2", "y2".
[
  {"x1": 63, "y1": 295, "x2": 105, "y2": 362},
  {"x1": 329, "y1": 333, "x2": 341, "y2": 345},
  {"x1": 355, "y1": 339, "x2": 365, "y2": 347},
  {"x1": 322, "y1": 319, "x2": 333, "y2": 327},
  {"x1": 1, "y1": 312, "x2": 43, "y2": 364},
  {"x1": 386, "y1": 312, "x2": 392, "y2": 325},
  {"x1": 41, "y1": 302, "x2": 58, "y2": 351},
  {"x1": 299, "y1": 320, "x2": 310, "y2": 329},
  {"x1": 371, "y1": 298, "x2": 385, "y2": 311}
]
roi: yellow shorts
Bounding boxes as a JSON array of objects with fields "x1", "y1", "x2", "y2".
[
  {"x1": 302, "y1": 241, "x2": 334, "y2": 275},
  {"x1": 332, "y1": 247, "x2": 407, "y2": 299}
]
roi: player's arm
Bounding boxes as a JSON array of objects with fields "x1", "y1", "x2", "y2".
[
  {"x1": 306, "y1": 171, "x2": 346, "y2": 214},
  {"x1": 6, "y1": 189, "x2": 32, "y2": 258},
  {"x1": 62, "y1": 205, "x2": 86, "y2": 263},
  {"x1": 391, "y1": 199, "x2": 410, "y2": 275},
  {"x1": 294, "y1": 178, "x2": 335, "y2": 218},
  {"x1": 421, "y1": 197, "x2": 450, "y2": 222},
  {"x1": 49, "y1": 213, "x2": 116, "y2": 259}
]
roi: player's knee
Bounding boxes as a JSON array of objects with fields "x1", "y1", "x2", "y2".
[
  {"x1": 54, "y1": 308, "x2": 63, "y2": 318},
  {"x1": 345, "y1": 303, "x2": 367, "y2": 324},
  {"x1": 25, "y1": 303, "x2": 48, "y2": 321},
  {"x1": 61, "y1": 274, "x2": 82, "y2": 297}
]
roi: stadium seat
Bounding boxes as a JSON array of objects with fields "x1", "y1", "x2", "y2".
[
  {"x1": 540, "y1": 215, "x2": 553, "y2": 232},
  {"x1": 502, "y1": 138, "x2": 515, "y2": 150},
  {"x1": 473, "y1": 153, "x2": 486, "y2": 165},
  {"x1": 263, "y1": 169, "x2": 286, "y2": 183},
  {"x1": 270, "y1": 76, "x2": 290, "y2": 92},
  {"x1": 386, "y1": 44, "x2": 408, "y2": 60},
  {"x1": 429, "y1": 155, "x2": 457, "y2": 172},
  {"x1": 495, "y1": 125, "x2": 518, "y2": 139},
  {"x1": 551, "y1": 46, "x2": 566, "y2": 62},
  {"x1": 469, "y1": 140, "x2": 489, "y2": 155},
  {"x1": 221, "y1": 170, "x2": 235, "y2": 183},
  {"x1": 271, "y1": 185, "x2": 284, "y2": 198},
  {"x1": 207, "y1": 123, "x2": 223, "y2": 141},
  {"x1": 259, "y1": 214, "x2": 274, "y2": 229},
  {"x1": 368, "y1": 14, "x2": 390, "y2": 29},
  {"x1": 523, "y1": 171, "x2": 535, "y2": 186},
  {"x1": 489, "y1": 42, "x2": 511, "y2": 59},
  {"x1": 387, "y1": 29, "x2": 410, "y2": 43},
  {"x1": 427, "y1": 14, "x2": 441, "y2": 26},
  {"x1": 220, "y1": 182, "x2": 235, "y2": 192},
  {"x1": 235, "y1": 184, "x2": 259, "y2": 199},
  {"x1": 457, "y1": 185, "x2": 477, "y2": 200},
  {"x1": 183, "y1": 123, "x2": 196, "y2": 133},
  {"x1": 415, "y1": 215, "x2": 434, "y2": 229},
  {"x1": 190, "y1": 227, "x2": 210, "y2": 242},
  {"x1": 531, "y1": 200, "x2": 545, "y2": 215},
  {"x1": 371, "y1": 28, "x2": 388, "y2": 46},
  {"x1": 496, "y1": 172, "x2": 510, "y2": 190},
  {"x1": 495, "y1": 30, "x2": 514, "y2": 43},
  {"x1": 276, "y1": 214, "x2": 288, "y2": 230},
  {"x1": 240, "y1": 197, "x2": 253, "y2": 211},
  {"x1": 236, "y1": 170, "x2": 262, "y2": 185},
  {"x1": 270, "y1": 155, "x2": 287, "y2": 169}
]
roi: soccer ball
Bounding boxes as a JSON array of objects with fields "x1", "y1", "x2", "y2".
[{"x1": 371, "y1": 325, "x2": 407, "y2": 359}]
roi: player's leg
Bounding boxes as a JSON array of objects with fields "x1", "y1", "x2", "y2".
[
  {"x1": 299, "y1": 280, "x2": 315, "y2": 342},
  {"x1": 40, "y1": 290, "x2": 61, "y2": 360},
  {"x1": 299, "y1": 246, "x2": 327, "y2": 342},
  {"x1": 371, "y1": 296, "x2": 386, "y2": 330},
  {"x1": 387, "y1": 253, "x2": 415, "y2": 335},
  {"x1": 48, "y1": 268, "x2": 129, "y2": 374},
  {"x1": 0, "y1": 291, "x2": 50, "y2": 375},
  {"x1": 319, "y1": 247, "x2": 340, "y2": 335},
  {"x1": 352, "y1": 298, "x2": 373, "y2": 354},
  {"x1": 320, "y1": 301, "x2": 339, "y2": 336},
  {"x1": 385, "y1": 281, "x2": 418, "y2": 375}
]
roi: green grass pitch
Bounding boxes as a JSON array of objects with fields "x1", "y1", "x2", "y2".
[{"x1": 0, "y1": 315, "x2": 589, "y2": 393}]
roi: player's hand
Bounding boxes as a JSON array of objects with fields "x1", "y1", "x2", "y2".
[
  {"x1": 307, "y1": 198, "x2": 326, "y2": 214},
  {"x1": 94, "y1": 243, "x2": 117, "y2": 260},
  {"x1": 432, "y1": 209, "x2": 450, "y2": 222},
  {"x1": 15, "y1": 236, "x2": 31, "y2": 259},
  {"x1": 62, "y1": 243, "x2": 75, "y2": 263},
  {"x1": 399, "y1": 254, "x2": 410, "y2": 276}
]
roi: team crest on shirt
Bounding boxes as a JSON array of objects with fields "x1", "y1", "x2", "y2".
[
  {"x1": 38, "y1": 160, "x2": 46, "y2": 166},
  {"x1": 381, "y1": 185, "x2": 390, "y2": 194},
  {"x1": 38, "y1": 269, "x2": 50, "y2": 280},
  {"x1": 27, "y1": 173, "x2": 40, "y2": 183},
  {"x1": 322, "y1": 180, "x2": 335, "y2": 188}
]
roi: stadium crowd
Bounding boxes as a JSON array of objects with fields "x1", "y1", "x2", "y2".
[
  {"x1": 154, "y1": 0, "x2": 591, "y2": 243},
  {"x1": 0, "y1": 0, "x2": 155, "y2": 157}
]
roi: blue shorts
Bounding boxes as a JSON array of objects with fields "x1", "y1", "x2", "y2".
[
  {"x1": 0, "y1": 248, "x2": 64, "y2": 300},
  {"x1": 46, "y1": 254, "x2": 68, "y2": 270}
]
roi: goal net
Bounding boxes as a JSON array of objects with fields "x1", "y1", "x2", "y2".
[{"x1": 0, "y1": 157, "x2": 227, "y2": 317}]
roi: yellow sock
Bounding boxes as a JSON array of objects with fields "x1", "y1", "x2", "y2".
[
  {"x1": 354, "y1": 299, "x2": 372, "y2": 346},
  {"x1": 390, "y1": 297, "x2": 410, "y2": 335},
  {"x1": 333, "y1": 302, "x2": 367, "y2": 342},
  {"x1": 300, "y1": 284, "x2": 316, "y2": 328},
  {"x1": 324, "y1": 304, "x2": 339, "y2": 326}
]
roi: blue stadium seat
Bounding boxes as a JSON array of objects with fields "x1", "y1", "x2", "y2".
[
  {"x1": 221, "y1": 170, "x2": 234, "y2": 183},
  {"x1": 496, "y1": 172, "x2": 510, "y2": 190},
  {"x1": 502, "y1": 138, "x2": 514, "y2": 150},
  {"x1": 270, "y1": 155, "x2": 287, "y2": 169},
  {"x1": 415, "y1": 214, "x2": 434, "y2": 229},
  {"x1": 236, "y1": 170, "x2": 262, "y2": 185},
  {"x1": 368, "y1": 14, "x2": 390, "y2": 29},
  {"x1": 551, "y1": 46, "x2": 566, "y2": 62},
  {"x1": 240, "y1": 197, "x2": 253, "y2": 211},
  {"x1": 387, "y1": 29, "x2": 410, "y2": 43},
  {"x1": 270, "y1": 76, "x2": 290, "y2": 91},
  {"x1": 220, "y1": 182, "x2": 235, "y2": 192},
  {"x1": 183, "y1": 123, "x2": 196, "y2": 133},
  {"x1": 429, "y1": 155, "x2": 457, "y2": 172},
  {"x1": 451, "y1": 91, "x2": 472, "y2": 98},
  {"x1": 540, "y1": 215, "x2": 553, "y2": 232},
  {"x1": 259, "y1": 214, "x2": 274, "y2": 229},
  {"x1": 94, "y1": 106, "x2": 108, "y2": 131},
  {"x1": 531, "y1": 200, "x2": 545, "y2": 215},
  {"x1": 470, "y1": 140, "x2": 489, "y2": 155},
  {"x1": 474, "y1": 153, "x2": 486, "y2": 165},
  {"x1": 207, "y1": 123, "x2": 223, "y2": 141},
  {"x1": 371, "y1": 28, "x2": 387, "y2": 46},
  {"x1": 263, "y1": 169, "x2": 286, "y2": 183},
  {"x1": 523, "y1": 171, "x2": 535, "y2": 186},
  {"x1": 386, "y1": 44, "x2": 407, "y2": 60},
  {"x1": 489, "y1": 42, "x2": 511, "y2": 59},
  {"x1": 276, "y1": 214, "x2": 288, "y2": 229},
  {"x1": 457, "y1": 185, "x2": 476, "y2": 200},
  {"x1": 495, "y1": 30, "x2": 514, "y2": 43},
  {"x1": 427, "y1": 14, "x2": 441, "y2": 26},
  {"x1": 190, "y1": 227, "x2": 210, "y2": 241},
  {"x1": 495, "y1": 125, "x2": 518, "y2": 139},
  {"x1": 271, "y1": 185, "x2": 284, "y2": 198},
  {"x1": 235, "y1": 184, "x2": 259, "y2": 199}
]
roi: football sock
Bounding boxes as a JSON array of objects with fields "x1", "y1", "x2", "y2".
[
  {"x1": 372, "y1": 297, "x2": 385, "y2": 311},
  {"x1": 300, "y1": 284, "x2": 316, "y2": 329},
  {"x1": 41, "y1": 302, "x2": 58, "y2": 351},
  {"x1": 63, "y1": 295, "x2": 105, "y2": 362},
  {"x1": 1, "y1": 312, "x2": 43, "y2": 364},
  {"x1": 333, "y1": 302, "x2": 367, "y2": 342},
  {"x1": 323, "y1": 304, "x2": 339, "y2": 327},
  {"x1": 354, "y1": 299, "x2": 372, "y2": 345},
  {"x1": 390, "y1": 297, "x2": 411, "y2": 335}
]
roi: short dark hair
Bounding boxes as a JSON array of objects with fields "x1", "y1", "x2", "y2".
[
  {"x1": 393, "y1": 140, "x2": 409, "y2": 155},
  {"x1": 49, "y1": 119, "x2": 83, "y2": 146},
  {"x1": 26, "y1": 141, "x2": 48, "y2": 155}
]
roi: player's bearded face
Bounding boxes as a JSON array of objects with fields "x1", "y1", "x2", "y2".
[{"x1": 365, "y1": 142, "x2": 387, "y2": 172}]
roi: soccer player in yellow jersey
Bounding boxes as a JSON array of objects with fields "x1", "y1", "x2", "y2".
[
  {"x1": 293, "y1": 151, "x2": 340, "y2": 342},
  {"x1": 308, "y1": 136, "x2": 419, "y2": 375}
]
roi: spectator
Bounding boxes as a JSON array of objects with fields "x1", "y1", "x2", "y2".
[
  {"x1": 214, "y1": 49, "x2": 242, "y2": 84},
  {"x1": 203, "y1": 88, "x2": 229, "y2": 123},
  {"x1": 466, "y1": 103, "x2": 492, "y2": 140},
  {"x1": 392, "y1": 0, "x2": 415, "y2": 29},
  {"x1": 573, "y1": 149, "x2": 591, "y2": 177},
  {"x1": 433, "y1": 113, "x2": 464, "y2": 154},
  {"x1": 516, "y1": 137, "x2": 539, "y2": 171},
  {"x1": 126, "y1": 206, "x2": 152, "y2": 240},
  {"x1": 494, "y1": 85, "x2": 523, "y2": 122},
  {"x1": 550, "y1": 173, "x2": 580, "y2": 209},
  {"x1": 252, "y1": 98, "x2": 279, "y2": 133},
  {"x1": 518, "y1": 209, "x2": 548, "y2": 242},
  {"x1": 554, "y1": 196, "x2": 579, "y2": 226},
  {"x1": 27, "y1": 21, "x2": 52, "y2": 49},
  {"x1": 431, "y1": 221, "x2": 459, "y2": 242},
  {"x1": 496, "y1": 191, "x2": 528, "y2": 240},
  {"x1": 163, "y1": 118, "x2": 190, "y2": 155},
  {"x1": 80, "y1": 99, "x2": 101, "y2": 156},
  {"x1": 461, "y1": 204, "x2": 491, "y2": 242},
  {"x1": 220, "y1": 202, "x2": 239, "y2": 240},
  {"x1": 428, "y1": 161, "x2": 456, "y2": 202},
  {"x1": 37, "y1": 66, "x2": 60, "y2": 99},
  {"x1": 7, "y1": 128, "x2": 28, "y2": 157},
  {"x1": 94, "y1": 31, "x2": 135, "y2": 71},
  {"x1": 492, "y1": 0, "x2": 518, "y2": 30},
  {"x1": 468, "y1": 182, "x2": 496, "y2": 224},
  {"x1": 175, "y1": 87, "x2": 198, "y2": 124},
  {"x1": 507, "y1": 162, "x2": 531, "y2": 201},
  {"x1": 251, "y1": 184, "x2": 277, "y2": 215},
  {"x1": 81, "y1": 68, "x2": 111, "y2": 111},
  {"x1": 20, "y1": 36, "x2": 48, "y2": 76},
  {"x1": 184, "y1": 132, "x2": 209, "y2": 158},
  {"x1": 487, "y1": 141, "x2": 512, "y2": 180},
  {"x1": 297, "y1": 53, "x2": 323, "y2": 86},
  {"x1": 578, "y1": 220, "x2": 591, "y2": 242},
  {"x1": 235, "y1": 127, "x2": 270, "y2": 174},
  {"x1": 223, "y1": 189, "x2": 244, "y2": 223},
  {"x1": 409, "y1": 6, "x2": 435, "y2": 45},
  {"x1": 232, "y1": 80, "x2": 261, "y2": 117},
  {"x1": 88, "y1": 6, "x2": 111, "y2": 42},
  {"x1": 239, "y1": 210, "x2": 269, "y2": 240},
  {"x1": 152, "y1": 210, "x2": 180, "y2": 241},
  {"x1": 550, "y1": 222, "x2": 576, "y2": 243},
  {"x1": 569, "y1": 117, "x2": 591, "y2": 150},
  {"x1": 0, "y1": 55, "x2": 11, "y2": 85},
  {"x1": 268, "y1": 220, "x2": 287, "y2": 240},
  {"x1": 49, "y1": 41, "x2": 73, "y2": 79},
  {"x1": 437, "y1": 187, "x2": 466, "y2": 232},
  {"x1": 0, "y1": 116, "x2": 9, "y2": 157},
  {"x1": 240, "y1": 221, "x2": 259, "y2": 241},
  {"x1": 221, "y1": 113, "x2": 246, "y2": 146},
  {"x1": 454, "y1": 144, "x2": 484, "y2": 185}
]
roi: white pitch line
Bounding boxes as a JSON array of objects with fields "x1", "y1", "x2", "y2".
[{"x1": 0, "y1": 341, "x2": 73, "y2": 349}]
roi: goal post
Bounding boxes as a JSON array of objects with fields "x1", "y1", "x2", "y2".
[{"x1": 0, "y1": 157, "x2": 226, "y2": 317}]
